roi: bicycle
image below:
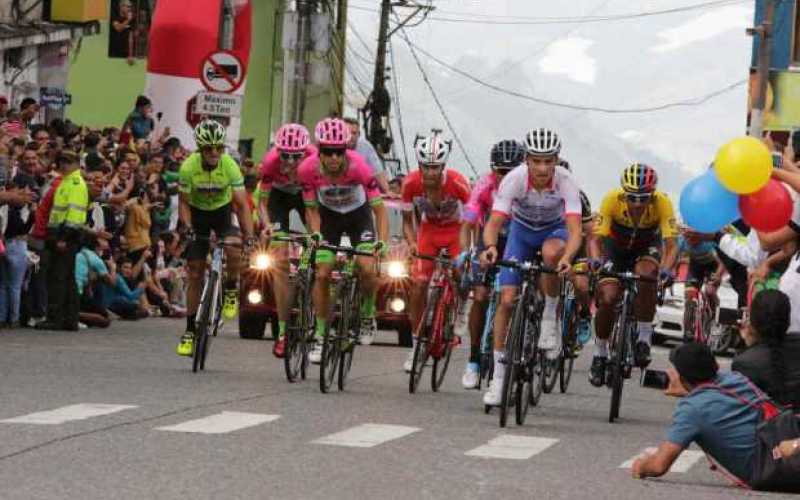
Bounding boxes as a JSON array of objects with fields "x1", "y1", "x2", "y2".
[
  {"x1": 683, "y1": 276, "x2": 718, "y2": 347},
  {"x1": 318, "y1": 242, "x2": 380, "y2": 394},
  {"x1": 597, "y1": 269, "x2": 656, "y2": 423},
  {"x1": 408, "y1": 249, "x2": 462, "y2": 394},
  {"x1": 492, "y1": 259, "x2": 554, "y2": 428},
  {"x1": 271, "y1": 232, "x2": 320, "y2": 383},
  {"x1": 190, "y1": 236, "x2": 242, "y2": 373},
  {"x1": 543, "y1": 264, "x2": 586, "y2": 394},
  {"x1": 479, "y1": 269, "x2": 499, "y2": 394}
]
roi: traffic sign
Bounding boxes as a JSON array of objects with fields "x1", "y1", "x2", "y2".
[
  {"x1": 195, "y1": 91, "x2": 243, "y2": 118},
  {"x1": 200, "y1": 50, "x2": 245, "y2": 93}
]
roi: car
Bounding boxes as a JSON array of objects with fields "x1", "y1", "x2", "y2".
[
  {"x1": 238, "y1": 250, "x2": 279, "y2": 340},
  {"x1": 376, "y1": 237, "x2": 413, "y2": 347}
]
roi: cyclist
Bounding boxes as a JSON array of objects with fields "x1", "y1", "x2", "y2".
[
  {"x1": 176, "y1": 119, "x2": 255, "y2": 356},
  {"x1": 677, "y1": 229, "x2": 722, "y2": 341},
  {"x1": 400, "y1": 130, "x2": 471, "y2": 373},
  {"x1": 459, "y1": 139, "x2": 524, "y2": 388},
  {"x1": 298, "y1": 117, "x2": 389, "y2": 363},
  {"x1": 558, "y1": 159, "x2": 596, "y2": 347},
  {"x1": 588, "y1": 163, "x2": 678, "y2": 386},
  {"x1": 480, "y1": 128, "x2": 583, "y2": 406},
  {"x1": 258, "y1": 123, "x2": 317, "y2": 358}
]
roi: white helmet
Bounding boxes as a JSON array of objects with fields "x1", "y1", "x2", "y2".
[
  {"x1": 414, "y1": 131, "x2": 452, "y2": 165},
  {"x1": 524, "y1": 128, "x2": 561, "y2": 156}
]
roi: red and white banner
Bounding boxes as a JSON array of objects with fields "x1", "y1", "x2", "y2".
[{"x1": 144, "y1": 0, "x2": 252, "y2": 151}]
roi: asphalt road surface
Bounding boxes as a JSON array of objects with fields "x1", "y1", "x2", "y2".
[{"x1": 0, "y1": 319, "x2": 793, "y2": 500}]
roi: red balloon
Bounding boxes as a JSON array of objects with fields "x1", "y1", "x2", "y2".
[{"x1": 739, "y1": 179, "x2": 794, "y2": 232}]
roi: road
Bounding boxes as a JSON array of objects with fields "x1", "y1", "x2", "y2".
[{"x1": 0, "y1": 319, "x2": 791, "y2": 500}]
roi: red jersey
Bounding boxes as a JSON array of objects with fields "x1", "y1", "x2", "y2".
[{"x1": 401, "y1": 169, "x2": 471, "y2": 229}]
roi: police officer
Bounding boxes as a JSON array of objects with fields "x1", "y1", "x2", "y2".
[{"x1": 36, "y1": 150, "x2": 88, "y2": 331}]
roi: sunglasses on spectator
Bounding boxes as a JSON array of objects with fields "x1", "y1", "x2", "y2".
[
  {"x1": 625, "y1": 193, "x2": 652, "y2": 204},
  {"x1": 319, "y1": 148, "x2": 345, "y2": 157},
  {"x1": 200, "y1": 145, "x2": 224, "y2": 153},
  {"x1": 280, "y1": 151, "x2": 304, "y2": 162}
]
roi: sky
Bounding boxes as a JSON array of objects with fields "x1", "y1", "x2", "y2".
[{"x1": 343, "y1": 0, "x2": 755, "y2": 205}]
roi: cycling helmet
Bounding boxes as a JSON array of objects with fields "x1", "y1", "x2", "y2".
[
  {"x1": 194, "y1": 119, "x2": 226, "y2": 147},
  {"x1": 490, "y1": 140, "x2": 525, "y2": 171},
  {"x1": 523, "y1": 128, "x2": 561, "y2": 156},
  {"x1": 621, "y1": 162, "x2": 658, "y2": 194},
  {"x1": 314, "y1": 118, "x2": 350, "y2": 147},
  {"x1": 275, "y1": 123, "x2": 310, "y2": 152},
  {"x1": 414, "y1": 131, "x2": 452, "y2": 165}
]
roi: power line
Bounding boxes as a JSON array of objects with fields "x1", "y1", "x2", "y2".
[
  {"x1": 389, "y1": 38, "x2": 410, "y2": 172},
  {"x1": 349, "y1": 0, "x2": 748, "y2": 25},
  {"x1": 401, "y1": 36, "x2": 747, "y2": 114},
  {"x1": 396, "y1": 22, "x2": 477, "y2": 176}
]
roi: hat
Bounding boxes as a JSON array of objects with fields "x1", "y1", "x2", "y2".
[{"x1": 669, "y1": 343, "x2": 718, "y2": 385}]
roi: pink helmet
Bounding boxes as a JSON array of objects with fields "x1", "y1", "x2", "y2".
[
  {"x1": 314, "y1": 118, "x2": 351, "y2": 147},
  {"x1": 275, "y1": 123, "x2": 310, "y2": 153}
]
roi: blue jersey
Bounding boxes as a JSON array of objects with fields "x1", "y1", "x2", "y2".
[{"x1": 678, "y1": 235, "x2": 715, "y2": 262}]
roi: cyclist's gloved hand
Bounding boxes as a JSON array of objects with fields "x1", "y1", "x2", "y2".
[
  {"x1": 309, "y1": 232, "x2": 323, "y2": 243},
  {"x1": 373, "y1": 240, "x2": 388, "y2": 257}
]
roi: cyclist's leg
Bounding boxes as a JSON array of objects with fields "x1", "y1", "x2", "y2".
[
  {"x1": 589, "y1": 239, "x2": 626, "y2": 385},
  {"x1": 213, "y1": 204, "x2": 243, "y2": 319},
  {"x1": 178, "y1": 208, "x2": 211, "y2": 355},
  {"x1": 539, "y1": 226, "x2": 569, "y2": 356},
  {"x1": 683, "y1": 258, "x2": 702, "y2": 339},
  {"x1": 572, "y1": 227, "x2": 593, "y2": 344},
  {"x1": 267, "y1": 190, "x2": 299, "y2": 344},
  {"x1": 632, "y1": 245, "x2": 661, "y2": 366}
]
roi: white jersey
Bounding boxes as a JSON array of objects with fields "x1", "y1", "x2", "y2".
[{"x1": 492, "y1": 165, "x2": 581, "y2": 231}]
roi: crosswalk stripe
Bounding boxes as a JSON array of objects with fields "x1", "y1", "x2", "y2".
[
  {"x1": 155, "y1": 412, "x2": 280, "y2": 434},
  {"x1": 0, "y1": 404, "x2": 138, "y2": 425},
  {"x1": 465, "y1": 435, "x2": 560, "y2": 460},
  {"x1": 312, "y1": 423, "x2": 420, "y2": 448},
  {"x1": 620, "y1": 448, "x2": 705, "y2": 473}
]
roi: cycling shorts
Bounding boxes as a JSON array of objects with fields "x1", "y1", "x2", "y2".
[
  {"x1": 686, "y1": 258, "x2": 717, "y2": 289},
  {"x1": 319, "y1": 203, "x2": 374, "y2": 248},
  {"x1": 499, "y1": 220, "x2": 568, "y2": 287},
  {"x1": 187, "y1": 203, "x2": 237, "y2": 261},
  {"x1": 267, "y1": 188, "x2": 306, "y2": 233},
  {"x1": 414, "y1": 223, "x2": 461, "y2": 281},
  {"x1": 602, "y1": 238, "x2": 661, "y2": 274},
  {"x1": 470, "y1": 237, "x2": 507, "y2": 287}
]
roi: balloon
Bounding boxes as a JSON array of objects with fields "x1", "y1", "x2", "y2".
[
  {"x1": 739, "y1": 179, "x2": 794, "y2": 232},
  {"x1": 714, "y1": 136, "x2": 772, "y2": 194},
  {"x1": 680, "y1": 171, "x2": 740, "y2": 233}
]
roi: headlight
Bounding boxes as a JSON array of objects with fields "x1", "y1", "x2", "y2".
[
  {"x1": 386, "y1": 260, "x2": 407, "y2": 279},
  {"x1": 247, "y1": 290, "x2": 263, "y2": 305},
  {"x1": 389, "y1": 297, "x2": 406, "y2": 313},
  {"x1": 251, "y1": 253, "x2": 271, "y2": 270}
]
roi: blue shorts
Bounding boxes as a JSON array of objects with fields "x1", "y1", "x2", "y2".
[
  {"x1": 470, "y1": 236, "x2": 506, "y2": 286},
  {"x1": 499, "y1": 220, "x2": 568, "y2": 286}
]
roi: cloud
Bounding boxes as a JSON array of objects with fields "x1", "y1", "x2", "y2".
[
  {"x1": 618, "y1": 130, "x2": 645, "y2": 143},
  {"x1": 538, "y1": 37, "x2": 597, "y2": 85},
  {"x1": 651, "y1": 5, "x2": 751, "y2": 53}
]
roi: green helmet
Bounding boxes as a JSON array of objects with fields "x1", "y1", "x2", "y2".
[{"x1": 194, "y1": 119, "x2": 226, "y2": 147}]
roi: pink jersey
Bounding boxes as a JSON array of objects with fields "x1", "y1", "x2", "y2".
[
  {"x1": 462, "y1": 172, "x2": 498, "y2": 226},
  {"x1": 298, "y1": 150, "x2": 381, "y2": 214},
  {"x1": 258, "y1": 144, "x2": 317, "y2": 195}
]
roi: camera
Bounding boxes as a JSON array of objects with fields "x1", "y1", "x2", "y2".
[{"x1": 641, "y1": 369, "x2": 669, "y2": 390}]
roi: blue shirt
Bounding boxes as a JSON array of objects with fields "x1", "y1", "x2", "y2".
[
  {"x1": 666, "y1": 371, "x2": 761, "y2": 482},
  {"x1": 75, "y1": 248, "x2": 108, "y2": 295},
  {"x1": 678, "y1": 235, "x2": 716, "y2": 261}
]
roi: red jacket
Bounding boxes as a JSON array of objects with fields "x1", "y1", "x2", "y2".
[{"x1": 31, "y1": 177, "x2": 62, "y2": 240}]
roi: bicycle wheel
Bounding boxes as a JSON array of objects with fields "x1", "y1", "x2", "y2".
[
  {"x1": 319, "y1": 324, "x2": 338, "y2": 394},
  {"x1": 338, "y1": 282, "x2": 358, "y2": 391},
  {"x1": 543, "y1": 357, "x2": 559, "y2": 394},
  {"x1": 284, "y1": 285, "x2": 305, "y2": 383},
  {"x1": 500, "y1": 301, "x2": 524, "y2": 428},
  {"x1": 409, "y1": 325, "x2": 431, "y2": 394},
  {"x1": 525, "y1": 316, "x2": 544, "y2": 407},
  {"x1": 559, "y1": 300, "x2": 578, "y2": 393},
  {"x1": 608, "y1": 318, "x2": 629, "y2": 423},
  {"x1": 431, "y1": 297, "x2": 456, "y2": 392},
  {"x1": 192, "y1": 272, "x2": 217, "y2": 373},
  {"x1": 516, "y1": 330, "x2": 537, "y2": 425}
]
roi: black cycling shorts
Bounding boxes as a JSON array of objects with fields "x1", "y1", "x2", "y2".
[
  {"x1": 320, "y1": 203, "x2": 375, "y2": 247},
  {"x1": 603, "y1": 238, "x2": 661, "y2": 273},
  {"x1": 187, "y1": 203, "x2": 237, "y2": 261},
  {"x1": 267, "y1": 188, "x2": 306, "y2": 233},
  {"x1": 686, "y1": 258, "x2": 717, "y2": 288}
]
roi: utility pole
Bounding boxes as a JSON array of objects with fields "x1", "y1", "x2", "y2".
[
  {"x1": 748, "y1": 0, "x2": 775, "y2": 138},
  {"x1": 363, "y1": 1, "x2": 433, "y2": 158}
]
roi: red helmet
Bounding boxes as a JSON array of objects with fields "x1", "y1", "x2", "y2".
[
  {"x1": 314, "y1": 118, "x2": 350, "y2": 147},
  {"x1": 275, "y1": 123, "x2": 310, "y2": 153}
]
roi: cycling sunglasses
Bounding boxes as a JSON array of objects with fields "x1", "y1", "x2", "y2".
[
  {"x1": 625, "y1": 192, "x2": 652, "y2": 203},
  {"x1": 279, "y1": 151, "x2": 304, "y2": 162},
  {"x1": 319, "y1": 147, "x2": 346, "y2": 157}
]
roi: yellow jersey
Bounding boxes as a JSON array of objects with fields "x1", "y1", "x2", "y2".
[{"x1": 594, "y1": 188, "x2": 678, "y2": 248}]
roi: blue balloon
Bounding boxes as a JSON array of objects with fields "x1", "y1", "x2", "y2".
[{"x1": 680, "y1": 170, "x2": 740, "y2": 233}]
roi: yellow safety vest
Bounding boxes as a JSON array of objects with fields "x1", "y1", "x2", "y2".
[{"x1": 48, "y1": 169, "x2": 88, "y2": 232}]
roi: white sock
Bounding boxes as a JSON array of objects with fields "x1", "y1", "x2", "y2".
[
  {"x1": 493, "y1": 350, "x2": 506, "y2": 382},
  {"x1": 544, "y1": 295, "x2": 558, "y2": 316},
  {"x1": 637, "y1": 321, "x2": 653, "y2": 345},
  {"x1": 595, "y1": 339, "x2": 609, "y2": 358}
]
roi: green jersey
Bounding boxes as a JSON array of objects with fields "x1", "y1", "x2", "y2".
[{"x1": 178, "y1": 152, "x2": 244, "y2": 211}]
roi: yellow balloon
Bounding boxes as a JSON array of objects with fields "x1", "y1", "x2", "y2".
[{"x1": 714, "y1": 137, "x2": 772, "y2": 194}]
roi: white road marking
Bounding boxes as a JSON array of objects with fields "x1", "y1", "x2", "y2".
[
  {"x1": 620, "y1": 448, "x2": 705, "y2": 473},
  {"x1": 156, "y1": 412, "x2": 279, "y2": 434},
  {"x1": 465, "y1": 435, "x2": 560, "y2": 460},
  {"x1": 0, "y1": 404, "x2": 138, "y2": 425},
  {"x1": 312, "y1": 423, "x2": 420, "y2": 448}
]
